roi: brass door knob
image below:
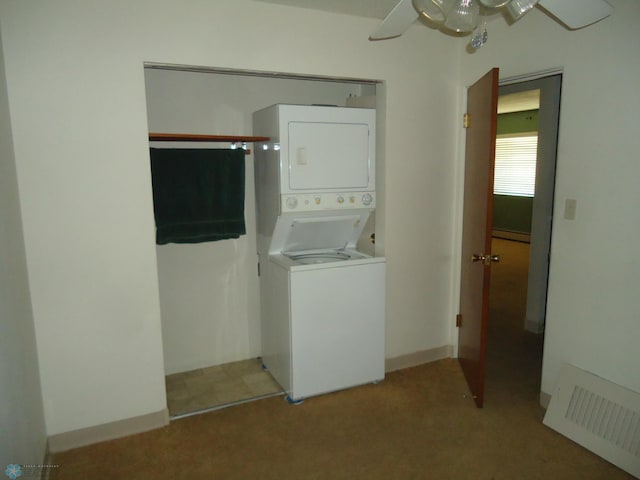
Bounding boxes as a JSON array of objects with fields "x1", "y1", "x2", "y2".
[{"x1": 472, "y1": 254, "x2": 500, "y2": 265}]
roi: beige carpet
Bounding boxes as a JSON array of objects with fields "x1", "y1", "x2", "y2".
[{"x1": 50, "y1": 239, "x2": 633, "y2": 479}]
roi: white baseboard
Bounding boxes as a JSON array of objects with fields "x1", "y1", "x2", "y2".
[
  {"x1": 47, "y1": 408, "x2": 169, "y2": 453},
  {"x1": 385, "y1": 345, "x2": 453, "y2": 372},
  {"x1": 39, "y1": 440, "x2": 51, "y2": 480},
  {"x1": 540, "y1": 390, "x2": 551, "y2": 409}
]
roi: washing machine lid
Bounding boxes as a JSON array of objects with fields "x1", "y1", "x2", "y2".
[{"x1": 273, "y1": 213, "x2": 369, "y2": 254}]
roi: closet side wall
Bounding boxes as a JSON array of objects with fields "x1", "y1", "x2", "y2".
[{"x1": 144, "y1": 69, "x2": 363, "y2": 374}]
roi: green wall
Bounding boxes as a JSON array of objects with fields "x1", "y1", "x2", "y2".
[
  {"x1": 493, "y1": 194, "x2": 534, "y2": 234},
  {"x1": 497, "y1": 109, "x2": 538, "y2": 135}
]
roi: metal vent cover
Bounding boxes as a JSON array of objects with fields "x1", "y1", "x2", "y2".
[{"x1": 543, "y1": 364, "x2": 640, "y2": 478}]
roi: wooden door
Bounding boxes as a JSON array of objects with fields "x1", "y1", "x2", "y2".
[{"x1": 458, "y1": 68, "x2": 499, "y2": 408}]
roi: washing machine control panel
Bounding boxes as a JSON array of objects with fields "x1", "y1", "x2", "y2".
[{"x1": 281, "y1": 192, "x2": 375, "y2": 212}]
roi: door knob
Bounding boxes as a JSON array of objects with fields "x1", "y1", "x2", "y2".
[
  {"x1": 472, "y1": 254, "x2": 500, "y2": 265},
  {"x1": 472, "y1": 254, "x2": 486, "y2": 263}
]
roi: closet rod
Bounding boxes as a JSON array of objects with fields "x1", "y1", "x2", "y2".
[
  {"x1": 149, "y1": 133, "x2": 270, "y2": 155},
  {"x1": 149, "y1": 133, "x2": 269, "y2": 142}
]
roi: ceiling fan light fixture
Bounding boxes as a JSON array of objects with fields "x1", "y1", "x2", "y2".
[
  {"x1": 506, "y1": 0, "x2": 540, "y2": 20},
  {"x1": 444, "y1": 0, "x2": 480, "y2": 34},
  {"x1": 412, "y1": 0, "x2": 447, "y2": 24}
]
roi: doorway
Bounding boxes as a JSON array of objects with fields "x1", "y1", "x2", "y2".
[{"x1": 486, "y1": 74, "x2": 561, "y2": 405}]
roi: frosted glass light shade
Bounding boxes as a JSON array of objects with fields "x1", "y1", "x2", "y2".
[
  {"x1": 479, "y1": 0, "x2": 511, "y2": 7},
  {"x1": 507, "y1": 0, "x2": 539, "y2": 20},
  {"x1": 444, "y1": 0, "x2": 480, "y2": 33},
  {"x1": 412, "y1": 0, "x2": 449, "y2": 24}
]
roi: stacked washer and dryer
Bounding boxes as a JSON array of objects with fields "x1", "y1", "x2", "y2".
[{"x1": 253, "y1": 104, "x2": 385, "y2": 403}]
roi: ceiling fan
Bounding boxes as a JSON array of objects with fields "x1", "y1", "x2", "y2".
[{"x1": 370, "y1": 0, "x2": 613, "y2": 49}]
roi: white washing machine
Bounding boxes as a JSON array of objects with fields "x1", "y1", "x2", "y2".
[
  {"x1": 253, "y1": 104, "x2": 385, "y2": 402},
  {"x1": 261, "y1": 213, "x2": 385, "y2": 402}
]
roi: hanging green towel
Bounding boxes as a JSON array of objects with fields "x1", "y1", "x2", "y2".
[{"x1": 150, "y1": 148, "x2": 246, "y2": 244}]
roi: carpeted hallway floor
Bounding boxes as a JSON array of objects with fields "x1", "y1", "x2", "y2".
[{"x1": 49, "y1": 239, "x2": 633, "y2": 479}]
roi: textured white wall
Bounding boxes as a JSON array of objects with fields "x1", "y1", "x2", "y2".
[
  {"x1": 0, "y1": 26, "x2": 47, "y2": 465},
  {"x1": 458, "y1": 0, "x2": 640, "y2": 395},
  {"x1": 0, "y1": 0, "x2": 459, "y2": 435}
]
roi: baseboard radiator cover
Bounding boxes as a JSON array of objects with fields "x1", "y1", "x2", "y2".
[{"x1": 543, "y1": 364, "x2": 640, "y2": 478}]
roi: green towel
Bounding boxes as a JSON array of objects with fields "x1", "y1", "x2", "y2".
[{"x1": 150, "y1": 148, "x2": 246, "y2": 244}]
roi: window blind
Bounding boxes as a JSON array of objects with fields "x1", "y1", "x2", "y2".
[{"x1": 494, "y1": 134, "x2": 538, "y2": 197}]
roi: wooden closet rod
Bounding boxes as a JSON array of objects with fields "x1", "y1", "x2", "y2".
[
  {"x1": 148, "y1": 133, "x2": 270, "y2": 154},
  {"x1": 148, "y1": 133, "x2": 269, "y2": 143}
]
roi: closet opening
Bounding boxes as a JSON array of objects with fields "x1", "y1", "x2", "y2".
[{"x1": 143, "y1": 64, "x2": 381, "y2": 418}]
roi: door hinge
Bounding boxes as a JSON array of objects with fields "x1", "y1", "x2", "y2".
[
  {"x1": 456, "y1": 314, "x2": 462, "y2": 327},
  {"x1": 463, "y1": 113, "x2": 470, "y2": 128}
]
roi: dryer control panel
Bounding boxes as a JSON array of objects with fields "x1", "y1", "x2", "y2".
[{"x1": 280, "y1": 192, "x2": 375, "y2": 212}]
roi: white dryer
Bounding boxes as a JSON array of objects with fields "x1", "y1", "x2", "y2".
[
  {"x1": 253, "y1": 104, "x2": 385, "y2": 403},
  {"x1": 253, "y1": 104, "x2": 377, "y2": 255}
]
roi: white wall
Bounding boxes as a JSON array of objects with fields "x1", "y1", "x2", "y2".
[
  {"x1": 145, "y1": 69, "x2": 364, "y2": 374},
  {"x1": 0, "y1": 0, "x2": 459, "y2": 435},
  {"x1": 0, "y1": 26, "x2": 47, "y2": 465},
  {"x1": 458, "y1": 0, "x2": 640, "y2": 396}
]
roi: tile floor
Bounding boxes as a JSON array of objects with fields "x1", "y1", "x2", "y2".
[{"x1": 165, "y1": 358, "x2": 283, "y2": 417}]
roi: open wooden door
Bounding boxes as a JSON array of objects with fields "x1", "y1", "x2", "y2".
[{"x1": 458, "y1": 68, "x2": 499, "y2": 408}]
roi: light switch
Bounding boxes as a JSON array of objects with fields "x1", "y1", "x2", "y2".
[{"x1": 564, "y1": 198, "x2": 577, "y2": 220}]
